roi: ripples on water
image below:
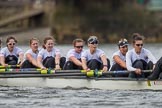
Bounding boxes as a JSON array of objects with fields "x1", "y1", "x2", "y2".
[
  {"x1": 1, "y1": 44, "x2": 162, "y2": 108},
  {"x1": 0, "y1": 86, "x2": 162, "y2": 108}
]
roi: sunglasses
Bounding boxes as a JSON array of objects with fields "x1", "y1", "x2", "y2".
[
  {"x1": 135, "y1": 44, "x2": 143, "y2": 47},
  {"x1": 89, "y1": 40, "x2": 99, "y2": 44},
  {"x1": 8, "y1": 43, "x2": 15, "y2": 46},
  {"x1": 90, "y1": 41, "x2": 98, "y2": 44},
  {"x1": 75, "y1": 46, "x2": 83, "y2": 48}
]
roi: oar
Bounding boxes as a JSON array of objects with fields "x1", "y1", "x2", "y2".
[
  {"x1": 0, "y1": 69, "x2": 152, "y2": 74},
  {"x1": 82, "y1": 69, "x2": 152, "y2": 77},
  {"x1": 0, "y1": 70, "x2": 152, "y2": 78},
  {"x1": 0, "y1": 65, "x2": 20, "y2": 68},
  {"x1": 0, "y1": 72, "x2": 91, "y2": 78},
  {"x1": 0, "y1": 69, "x2": 92, "y2": 74},
  {"x1": 106, "y1": 70, "x2": 152, "y2": 74},
  {"x1": 4, "y1": 68, "x2": 42, "y2": 72}
]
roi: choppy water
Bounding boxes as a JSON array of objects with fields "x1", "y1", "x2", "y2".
[
  {"x1": 0, "y1": 87, "x2": 162, "y2": 108},
  {"x1": 1, "y1": 43, "x2": 162, "y2": 108}
]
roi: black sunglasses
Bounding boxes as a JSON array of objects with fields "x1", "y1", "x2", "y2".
[
  {"x1": 75, "y1": 46, "x2": 83, "y2": 48},
  {"x1": 8, "y1": 43, "x2": 16, "y2": 46},
  {"x1": 135, "y1": 44, "x2": 143, "y2": 47}
]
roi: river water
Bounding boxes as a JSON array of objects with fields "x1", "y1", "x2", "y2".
[{"x1": 0, "y1": 43, "x2": 162, "y2": 108}]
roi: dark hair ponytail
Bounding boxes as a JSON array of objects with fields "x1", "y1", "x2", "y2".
[{"x1": 132, "y1": 33, "x2": 144, "y2": 44}]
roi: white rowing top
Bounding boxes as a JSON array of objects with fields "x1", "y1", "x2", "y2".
[
  {"x1": 66, "y1": 49, "x2": 83, "y2": 61},
  {"x1": 0, "y1": 47, "x2": 23, "y2": 57},
  {"x1": 38, "y1": 48, "x2": 60, "y2": 60},
  {"x1": 24, "y1": 49, "x2": 38, "y2": 60},
  {"x1": 126, "y1": 48, "x2": 157, "y2": 71},
  {"x1": 81, "y1": 49, "x2": 105, "y2": 63},
  {"x1": 112, "y1": 50, "x2": 126, "y2": 65}
]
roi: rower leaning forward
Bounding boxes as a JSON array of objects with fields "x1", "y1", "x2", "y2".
[
  {"x1": 0, "y1": 36, "x2": 24, "y2": 67},
  {"x1": 126, "y1": 33, "x2": 157, "y2": 78},
  {"x1": 81, "y1": 36, "x2": 110, "y2": 72},
  {"x1": 21, "y1": 38, "x2": 39, "y2": 68},
  {"x1": 37, "y1": 36, "x2": 66, "y2": 70},
  {"x1": 110, "y1": 38, "x2": 129, "y2": 77},
  {"x1": 63, "y1": 38, "x2": 84, "y2": 70}
]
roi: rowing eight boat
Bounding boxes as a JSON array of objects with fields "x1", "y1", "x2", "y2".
[
  {"x1": 0, "y1": 74, "x2": 161, "y2": 90},
  {"x1": 0, "y1": 66, "x2": 160, "y2": 90}
]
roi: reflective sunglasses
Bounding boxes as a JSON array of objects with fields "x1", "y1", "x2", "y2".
[
  {"x1": 89, "y1": 40, "x2": 98, "y2": 44},
  {"x1": 135, "y1": 44, "x2": 143, "y2": 47},
  {"x1": 75, "y1": 46, "x2": 83, "y2": 48}
]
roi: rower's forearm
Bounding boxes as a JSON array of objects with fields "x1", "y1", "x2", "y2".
[
  {"x1": 74, "y1": 60, "x2": 82, "y2": 66},
  {"x1": 19, "y1": 54, "x2": 24, "y2": 63}
]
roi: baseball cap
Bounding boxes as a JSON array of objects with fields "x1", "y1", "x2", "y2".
[
  {"x1": 118, "y1": 38, "x2": 129, "y2": 47},
  {"x1": 87, "y1": 36, "x2": 99, "y2": 44}
]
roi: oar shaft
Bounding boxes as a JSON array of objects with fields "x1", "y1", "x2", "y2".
[
  {"x1": 0, "y1": 73, "x2": 86, "y2": 78},
  {"x1": 106, "y1": 70, "x2": 152, "y2": 74},
  {"x1": 0, "y1": 69, "x2": 152, "y2": 76},
  {"x1": 0, "y1": 71, "x2": 40, "y2": 74},
  {"x1": 0, "y1": 65, "x2": 20, "y2": 68},
  {"x1": 101, "y1": 70, "x2": 152, "y2": 76},
  {"x1": 5, "y1": 68, "x2": 41, "y2": 72},
  {"x1": 0, "y1": 69, "x2": 88, "y2": 74}
]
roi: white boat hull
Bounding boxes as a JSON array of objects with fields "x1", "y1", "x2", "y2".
[{"x1": 0, "y1": 77, "x2": 161, "y2": 90}]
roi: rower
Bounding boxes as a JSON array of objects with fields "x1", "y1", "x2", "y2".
[
  {"x1": 0, "y1": 36, "x2": 24, "y2": 67},
  {"x1": 81, "y1": 36, "x2": 110, "y2": 72},
  {"x1": 148, "y1": 57, "x2": 162, "y2": 80},
  {"x1": 126, "y1": 33, "x2": 157, "y2": 78},
  {"x1": 37, "y1": 36, "x2": 66, "y2": 70},
  {"x1": 21, "y1": 38, "x2": 39, "y2": 68},
  {"x1": 110, "y1": 38, "x2": 129, "y2": 77},
  {"x1": 63, "y1": 38, "x2": 84, "y2": 70}
]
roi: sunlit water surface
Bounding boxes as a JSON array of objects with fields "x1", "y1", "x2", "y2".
[{"x1": 0, "y1": 43, "x2": 162, "y2": 108}]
